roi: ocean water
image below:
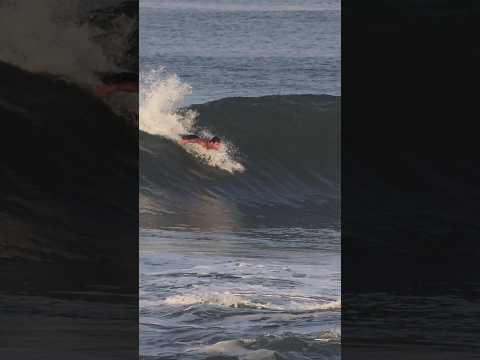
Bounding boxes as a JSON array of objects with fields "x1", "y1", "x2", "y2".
[
  {"x1": 140, "y1": 0, "x2": 340, "y2": 105},
  {"x1": 140, "y1": 1, "x2": 341, "y2": 359},
  {"x1": 140, "y1": 227, "x2": 340, "y2": 359}
]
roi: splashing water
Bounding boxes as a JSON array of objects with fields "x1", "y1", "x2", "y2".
[
  {"x1": 140, "y1": 69, "x2": 245, "y2": 173},
  {"x1": 0, "y1": 0, "x2": 125, "y2": 84}
]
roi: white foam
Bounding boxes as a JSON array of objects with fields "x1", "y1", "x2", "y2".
[
  {"x1": 196, "y1": 339, "x2": 249, "y2": 355},
  {"x1": 297, "y1": 298, "x2": 341, "y2": 311},
  {"x1": 194, "y1": 339, "x2": 281, "y2": 360},
  {"x1": 184, "y1": 143, "x2": 246, "y2": 173},
  {"x1": 164, "y1": 292, "x2": 254, "y2": 309},
  {"x1": 140, "y1": 69, "x2": 195, "y2": 139},
  {"x1": 140, "y1": 69, "x2": 245, "y2": 173},
  {"x1": 163, "y1": 291, "x2": 340, "y2": 312}
]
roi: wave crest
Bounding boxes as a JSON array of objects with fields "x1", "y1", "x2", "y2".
[{"x1": 140, "y1": 69, "x2": 245, "y2": 173}]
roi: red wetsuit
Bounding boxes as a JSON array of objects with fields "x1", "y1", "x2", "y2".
[
  {"x1": 95, "y1": 82, "x2": 139, "y2": 97},
  {"x1": 179, "y1": 137, "x2": 221, "y2": 150}
]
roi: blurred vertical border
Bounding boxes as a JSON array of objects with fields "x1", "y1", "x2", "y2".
[
  {"x1": 342, "y1": 1, "x2": 479, "y2": 359},
  {"x1": 0, "y1": 1, "x2": 139, "y2": 358}
]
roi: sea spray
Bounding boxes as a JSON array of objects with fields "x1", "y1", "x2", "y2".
[
  {"x1": 140, "y1": 69, "x2": 196, "y2": 139},
  {"x1": 0, "y1": 0, "x2": 125, "y2": 84},
  {"x1": 140, "y1": 69, "x2": 245, "y2": 173}
]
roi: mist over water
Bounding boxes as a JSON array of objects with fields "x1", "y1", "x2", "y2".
[
  {"x1": 140, "y1": 1, "x2": 340, "y2": 358},
  {"x1": 0, "y1": 0, "x2": 136, "y2": 84}
]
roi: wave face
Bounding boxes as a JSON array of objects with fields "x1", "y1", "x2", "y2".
[
  {"x1": 0, "y1": 61, "x2": 137, "y2": 271},
  {"x1": 140, "y1": 82, "x2": 340, "y2": 228}
]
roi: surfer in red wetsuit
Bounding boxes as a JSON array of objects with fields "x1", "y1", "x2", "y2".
[
  {"x1": 95, "y1": 72, "x2": 138, "y2": 97},
  {"x1": 179, "y1": 135, "x2": 222, "y2": 150}
]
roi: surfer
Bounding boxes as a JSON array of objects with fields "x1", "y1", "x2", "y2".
[
  {"x1": 95, "y1": 71, "x2": 138, "y2": 97},
  {"x1": 179, "y1": 135, "x2": 222, "y2": 150}
]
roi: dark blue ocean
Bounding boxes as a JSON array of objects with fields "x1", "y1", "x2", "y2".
[{"x1": 140, "y1": 0, "x2": 340, "y2": 105}]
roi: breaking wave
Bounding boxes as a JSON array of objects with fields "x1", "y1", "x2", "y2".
[
  {"x1": 139, "y1": 73, "x2": 340, "y2": 226},
  {"x1": 140, "y1": 69, "x2": 245, "y2": 172}
]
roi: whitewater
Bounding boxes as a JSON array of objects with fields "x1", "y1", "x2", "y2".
[
  {"x1": 140, "y1": 227, "x2": 340, "y2": 360},
  {"x1": 140, "y1": 70, "x2": 245, "y2": 173}
]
